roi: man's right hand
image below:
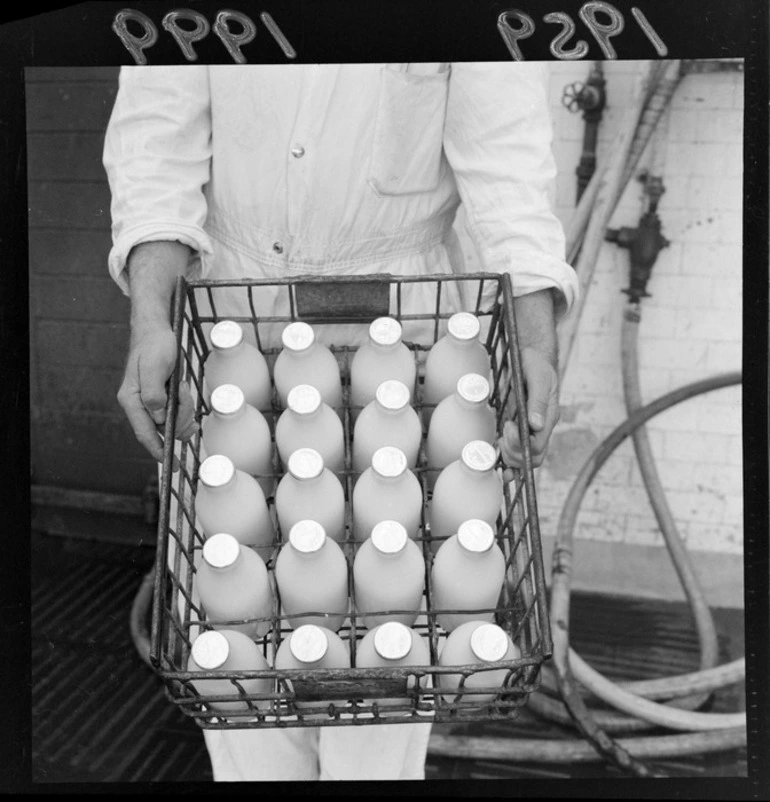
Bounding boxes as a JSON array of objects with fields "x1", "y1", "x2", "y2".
[
  {"x1": 119, "y1": 240, "x2": 197, "y2": 468},
  {"x1": 117, "y1": 323, "x2": 197, "y2": 468}
]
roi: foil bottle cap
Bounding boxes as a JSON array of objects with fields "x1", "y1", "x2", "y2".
[
  {"x1": 373, "y1": 621, "x2": 412, "y2": 661},
  {"x1": 457, "y1": 519, "x2": 496, "y2": 553},
  {"x1": 375, "y1": 379, "x2": 410, "y2": 411},
  {"x1": 461, "y1": 441, "x2": 498, "y2": 473},
  {"x1": 288, "y1": 448, "x2": 324, "y2": 480},
  {"x1": 289, "y1": 624, "x2": 329, "y2": 663},
  {"x1": 202, "y1": 532, "x2": 241, "y2": 568},
  {"x1": 210, "y1": 383, "x2": 246, "y2": 416},
  {"x1": 371, "y1": 520, "x2": 408, "y2": 554},
  {"x1": 456, "y1": 373, "x2": 490, "y2": 404},
  {"x1": 371, "y1": 446, "x2": 408, "y2": 478},
  {"x1": 287, "y1": 384, "x2": 322, "y2": 415},
  {"x1": 369, "y1": 317, "x2": 402, "y2": 347},
  {"x1": 282, "y1": 321, "x2": 315, "y2": 352},
  {"x1": 199, "y1": 454, "x2": 236, "y2": 488},
  {"x1": 289, "y1": 520, "x2": 327, "y2": 553},
  {"x1": 469, "y1": 623, "x2": 509, "y2": 663},
  {"x1": 191, "y1": 630, "x2": 230, "y2": 670},
  {"x1": 447, "y1": 312, "x2": 481, "y2": 342},
  {"x1": 210, "y1": 320, "x2": 244, "y2": 351}
]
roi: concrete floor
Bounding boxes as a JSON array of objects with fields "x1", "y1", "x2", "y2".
[{"x1": 29, "y1": 508, "x2": 748, "y2": 787}]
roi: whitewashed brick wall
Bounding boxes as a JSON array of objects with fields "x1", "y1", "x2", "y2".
[{"x1": 457, "y1": 60, "x2": 744, "y2": 561}]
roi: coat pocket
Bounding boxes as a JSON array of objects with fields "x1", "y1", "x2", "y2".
[{"x1": 367, "y1": 65, "x2": 450, "y2": 197}]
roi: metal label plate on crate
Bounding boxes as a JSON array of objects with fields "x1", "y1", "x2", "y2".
[{"x1": 294, "y1": 277, "x2": 392, "y2": 323}]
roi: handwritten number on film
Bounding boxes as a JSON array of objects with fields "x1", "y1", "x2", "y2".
[
  {"x1": 112, "y1": 8, "x2": 296, "y2": 65},
  {"x1": 499, "y1": 2, "x2": 668, "y2": 61},
  {"x1": 112, "y1": 3, "x2": 666, "y2": 64}
]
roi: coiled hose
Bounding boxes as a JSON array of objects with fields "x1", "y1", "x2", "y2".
[{"x1": 429, "y1": 59, "x2": 745, "y2": 773}]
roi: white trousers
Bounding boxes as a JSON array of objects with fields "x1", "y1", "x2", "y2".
[{"x1": 202, "y1": 722, "x2": 433, "y2": 781}]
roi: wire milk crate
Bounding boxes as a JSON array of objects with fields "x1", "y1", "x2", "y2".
[{"x1": 151, "y1": 272, "x2": 553, "y2": 730}]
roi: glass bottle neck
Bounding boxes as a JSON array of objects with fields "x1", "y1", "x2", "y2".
[
  {"x1": 214, "y1": 341, "x2": 245, "y2": 359},
  {"x1": 213, "y1": 404, "x2": 247, "y2": 422}
]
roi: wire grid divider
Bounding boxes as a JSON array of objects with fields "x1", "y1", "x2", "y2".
[{"x1": 150, "y1": 273, "x2": 552, "y2": 729}]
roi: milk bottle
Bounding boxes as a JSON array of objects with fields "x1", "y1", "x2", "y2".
[
  {"x1": 437, "y1": 621, "x2": 521, "y2": 704},
  {"x1": 274, "y1": 384, "x2": 345, "y2": 477},
  {"x1": 274, "y1": 448, "x2": 346, "y2": 543},
  {"x1": 355, "y1": 621, "x2": 431, "y2": 714},
  {"x1": 273, "y1": 520, "x2": 349, "y2": 632},
  {"x1": 273, "y1": 321, "x2": 343, "y2": 412},
  {"x1": 353, "y1": 520, "x2": 425, "y2": 629},
  {"x1": 187, "y1": 629, "x2": 273, "y2": 713},
  {"x1": 421, "y1": 312, "x2": 491, "y2": 424},
  {"x1": 425, "y1": 373, "x2": 496, "y2": 488},
  {"x1": 195, "y1": 532, "x2": 275, "y2": 639},
  {"x1": 203, "y1": 320, "x2": 272, "y2": 415},
  {"x1": 194, "y1": 454, "x2": 276, "y2": 562},
  {"x1": 431, "y1": 519, "x2": 506, "y2": 632},
  {"x1": 352, "y1": 380, "x2": 422, "y2": 473},
  {"x1": 201, "y1": 383, "x2": 275, "y2": 498},
  {"x1": 274, "y1": 624, "x2": 351, "y2": 712},
  {"x1": 349, "y1": 317, "x2": 416, "y2": 419},
  {"x1": 428, "y1": 440, "x2": 503, "y2": 554},
  {"x1": 351, "y1": 446, "x2": 423, "y2": 544}
]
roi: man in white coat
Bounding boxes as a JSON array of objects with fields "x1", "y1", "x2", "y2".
[{"x1": 103, "y1": 61, "x2": 579, "y2": 782}]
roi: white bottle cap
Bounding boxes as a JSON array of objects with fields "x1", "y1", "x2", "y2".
[
  {"x1": 191, "y1": 630, "x2": 230, "y2": 670},
  {"x1": 289, "y1": 624, "x2": 329, "y2": 664},
  {"x1": 375, "y1": 379, "x2": 410, "y2": 411},
  {"x1": 369, "y1": 317, "x2": 402, "y2": 347},
  {"x1": 469, "y1": 623, "x2": 509, "y2": 663},
  {"x1": 210, "y1": 383, "x2": 246, "y2": 416},
  {"x1": 210, "y1": 320, "x2": 244, "y2": 351},
  {"x1": 373, "y1": 621, "x2": 412, "y2": 661},
  {"x1": 287, "y1": 384, "x2": 322, "y2": 415},
  {"x1": 289, "y1": 520, "x2": 327, "y2": 553},
  {"x1": 199, "y1": 454, "x2": 236, "y2": 488},
  {"x1": 371, "y1": 520, "x2": 408, "y2": 554},
  {"x1": 457, "y1": 519, "x2": 496, "y2": 553},
  {"x1": 282, "y1": 321, "x2": 315, "y2": 352},
  {"x1": 371, "y1": 446, "x2": 408, "y2": 479},
  {"x1": 447, "y1": 312, "x2": 481, "y2": 342},
  {"x1": 287, "y1": 448, "x2": 324, "y2": 480},
  {"x1": 461, "y1": 441, "x2": 498, "y2": 473},
  {"x1": 202, "y1": 532, "x2": 241, "y2": 568},
  {"x1": 456, "y1": 374, "x2": 490, "y2": 405}
]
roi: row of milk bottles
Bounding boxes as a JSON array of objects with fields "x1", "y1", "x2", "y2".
[
  {"x1": 188, "y1": 312, "x2": 519, "y2": 708},
  {"x1": 188, "y1": 618, "x2": 521, "y2": 714},
  {"x1": 192, "y1": 516, "x2": 509, "y2": 639}
]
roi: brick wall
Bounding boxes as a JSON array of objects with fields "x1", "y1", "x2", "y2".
[
  {"x1": 459, "y1": 60, "x2": 743, "y2": 569},
  {"x1": 27, "y1": 67, "x2": 157, "y2": 496}
]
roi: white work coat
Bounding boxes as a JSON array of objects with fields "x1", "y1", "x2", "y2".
[{"x1": 103, "y1": 62, "x2": 577, "y2": 350}]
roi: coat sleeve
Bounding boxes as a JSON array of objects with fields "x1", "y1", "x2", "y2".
[
  {"x1": 102, "y1": 66, "x2": 214, "y2": 296},
  {"x1": 443, "y1": 62, "x2": 578, "y2": 318}
]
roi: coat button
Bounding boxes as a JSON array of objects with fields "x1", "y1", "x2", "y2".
[
  {"x1": 291, "y1": 145, "x2": 305, "y2": 158},
  {"x1": 272, "y1": 242, "x2": 284, "y2": 254}
]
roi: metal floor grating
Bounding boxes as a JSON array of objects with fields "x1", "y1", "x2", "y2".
[{"x1": 30, "y1": 524, "x2": 747, "y2": 784}]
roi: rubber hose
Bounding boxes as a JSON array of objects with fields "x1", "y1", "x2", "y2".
[
  {"x1": 548, "y1": 372, "x2": 743, "y2": 770},
  {"x1": 567, "y1": 649, "x2": 745, "y2": 731},
  {"x1": 621, "y1": 304, "x2": 720, "y2": 683},
  {"x1": 129, "y1": 567, "x2": 155, "y2": 669},
  {"x1": 427, "y1": 727, "x2": 746, "y2": 765},
  {"x1": 538, "y1": 657, "x2": 746, "y2": 701},
  {"x1": 531, "y1": 656, "x2": 746, "y2": 735},
  {"x1": 528, "y1": 306, "x2": 728, "y2": 734}
]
